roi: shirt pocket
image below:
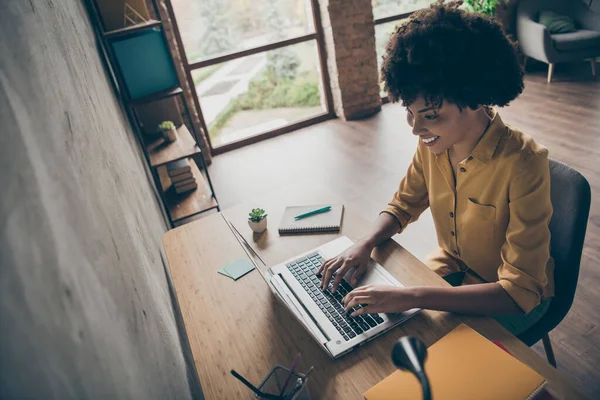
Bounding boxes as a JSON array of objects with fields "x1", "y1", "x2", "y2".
[{"x1": 462, "y1": 198, "x2": 496, "y2": 247}]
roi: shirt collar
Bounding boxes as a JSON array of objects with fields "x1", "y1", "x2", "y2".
[
  {"x1": 469, "y1": 109, "x2": 506, "y2": 163},
  {"x1": 434, "y1": 109, "x2": 506, "y2": 163}
]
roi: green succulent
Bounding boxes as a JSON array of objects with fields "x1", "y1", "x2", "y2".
[
  {"x1": 248, "y1": 208, "x2": 267, "y2": 222},
  {"x1": 158, "y1": 121, "x2": 175, "y2": 132}
]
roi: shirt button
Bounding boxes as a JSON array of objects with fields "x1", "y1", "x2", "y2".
[
  {"x1": 449, "y1": 212, "x2": 454, "y2": 218},
  {"x1": 453, "y1": 250, "x2": 458, "y2": 255},
  {"x1": 460, "y1": 167, "x2": 466, "y2": 173},
  {"x1": 468, "y1": 156, "x2": 473, "y2": 161},
  {"x1": 451, "y1": 231, "x2": 455, "y2": 236}
]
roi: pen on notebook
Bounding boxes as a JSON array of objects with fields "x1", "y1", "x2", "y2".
[{"x1": 294, "y1": 206, "x2": 332, "y2": 220}]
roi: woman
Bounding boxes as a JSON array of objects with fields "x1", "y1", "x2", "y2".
[{"x1": 318, "y1": 3, "x2": 554, "y2": 335}]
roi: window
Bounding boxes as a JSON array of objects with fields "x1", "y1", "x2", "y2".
[
  {"x1": 372, "y1": 1, "x2": 438, "y2": 98},
  {"x1": 168, "y1": 0, "x2": 330, "y2": 152},
  {"x1": 373, "y1": 0, "x2": 437, "y2": 20},
  {"x1": 192, "y1": 42, "x2": 324, "y2": 147}
]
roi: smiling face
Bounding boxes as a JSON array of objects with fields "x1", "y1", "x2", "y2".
[{"x1": 406, "y1": 96, "x2": 484, "y2": 155}]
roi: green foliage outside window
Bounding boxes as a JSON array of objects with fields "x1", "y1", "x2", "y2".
[
  {"x1": 197, "y1": 0, "x2": 238, "y2": 56},
  {"x1": 207, "y1": 0, "x2": 319, "y2": 138},
  {"x1": 208, "y1": 71, "x2": 320, "y2": 139},
  {"x1": 462, "y1": 0, "x2": 508, "y2": 16}
]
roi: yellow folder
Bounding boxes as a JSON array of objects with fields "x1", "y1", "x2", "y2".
[{"x1": 364, "y1": 324, "x2": 546, "y2": 400}]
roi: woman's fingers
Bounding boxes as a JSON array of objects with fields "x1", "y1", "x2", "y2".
[
  {"x1": 316, "y1": 257, "x2": 333, "y2": 275},
  {"x1": 350, "y1": 264, "x2": 367, "y2": 286},
  {"x1": 342, "y1": 285, "x2": 372, "y2": 305},
  {"x1": 351, "y1": 305, "x2": 375, "y2": 317},
  {"x1": 349, "y1": 284, "x2": 373, "y2": 294},
  {"x1": 343, "y1": 295, "x2": 371, "y2": 311},
  {"x1": 331, "y1": 261, "x2": 353, "y2": 292},
  {"x1": 318, "y1": 257, "x2": 336, "y2": 286},
  {"x1": 321, "y1": 258, "x2": 343, "y2": 289}
]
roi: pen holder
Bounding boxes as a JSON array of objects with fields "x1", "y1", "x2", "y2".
[{"x1": 252, "y1": 365, "x2": 311, "y2": 400}]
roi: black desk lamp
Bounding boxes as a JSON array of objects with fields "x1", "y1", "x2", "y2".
[{"x1": 392, "y1": 336, "x2": 432, "y2": 400}]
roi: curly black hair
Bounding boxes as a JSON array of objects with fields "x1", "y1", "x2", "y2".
[{"x1": 380, "y1": 2, "x2": 524, "y2": 109}]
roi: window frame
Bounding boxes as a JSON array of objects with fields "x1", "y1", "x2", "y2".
[{"x1": 165, "y1": 0, "x2": 334, "y2": 154}]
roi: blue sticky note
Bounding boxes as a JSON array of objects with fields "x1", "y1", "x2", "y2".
[
  {"x1": 217, "y1": 267, "x2": 232, "y2": 278},
  {"x1": 222, "y1": 259, "x2": 255, "y2": 281}
]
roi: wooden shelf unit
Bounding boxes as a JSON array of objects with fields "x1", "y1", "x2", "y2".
[
  {"x1": 104, "y1": 20, "x2": 162, "y2": 40},
  {"x1": 87, "y1": 0, "x2": 220, "y2": 228},
  {"x1": 157, "y1": 158, "x2": 218, "y2": 222},
  {"x1": 128, "y1": 87, "x2": 183, "y2": 105},
  {"x1": 145, "y1": 124, "x2": 200, "y2": 167}
]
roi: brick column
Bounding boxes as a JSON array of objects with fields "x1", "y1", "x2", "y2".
[{"x1": 319, "y1": 0, "x2": 382, "y2": 120}]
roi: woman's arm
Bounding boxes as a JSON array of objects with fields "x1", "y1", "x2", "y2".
[
  {"x1": 320, "y1": 144, "x2": 430, "y2": 291},
  {"x1": 344, "y1": 283, "x2": 523, "y2": 316},
  {"x1": 412, "y1": 283, "x2": 523, "y2": 315},
  {"x1": 319, "y1": 213, "x2": 401, "y2": 290},
  {"x1": 358, "y1": 212, "x2": 402, "y2": 249}
]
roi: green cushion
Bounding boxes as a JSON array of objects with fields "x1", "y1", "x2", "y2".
[{"x1": 539, "y1": 10, "x2": 576, "y2": 34}]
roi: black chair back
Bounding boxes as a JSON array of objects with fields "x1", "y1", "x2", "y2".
[{"x1": 518, "y1": 159, "x2": 591, "y2": 346}]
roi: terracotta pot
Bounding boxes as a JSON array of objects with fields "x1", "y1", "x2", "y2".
[{"x1": 248, "y1": 217, "x2": 267, "y2": 233}]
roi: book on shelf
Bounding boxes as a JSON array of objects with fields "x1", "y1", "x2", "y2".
[
  {"x1": 175, "y1": 181, "x2": 197, "y2": 194},
  {"x1": 173, "y1": 177, "x2": 196, "y2": 188},
  {"x1": 167, "y1": 158, "x2": 191, "y2": 177},
  {"x1": 170, "y1": 171, "x2": 193, "y2": 184}
]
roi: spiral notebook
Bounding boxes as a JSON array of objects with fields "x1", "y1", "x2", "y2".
[{"x1": 278, "y1": 204, "x2": 344, "y2": 234}]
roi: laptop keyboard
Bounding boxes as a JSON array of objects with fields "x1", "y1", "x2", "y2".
[{"x1": 286, "y1": 252, "x2": 384, "y2": 341}]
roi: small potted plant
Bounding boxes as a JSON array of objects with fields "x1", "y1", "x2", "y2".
[
  {"x1": 158, "y1": 120, "x2": 177, "y2": 143},
  {"x1": 248, "y1": 208, "x2": 268, "y2": 233}
]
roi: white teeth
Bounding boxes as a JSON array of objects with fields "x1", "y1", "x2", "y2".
[{"x1": 422, "y1": 136, "x2": 439, "y2": 144}]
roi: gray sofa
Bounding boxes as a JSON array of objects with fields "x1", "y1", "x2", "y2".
[{"x1": 517, "y1": 0, "x2": 600, "y2": 82}]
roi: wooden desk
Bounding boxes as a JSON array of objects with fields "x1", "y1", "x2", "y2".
[{"x1": 163, "y1": 200, "x2": 587, "y2": 399}]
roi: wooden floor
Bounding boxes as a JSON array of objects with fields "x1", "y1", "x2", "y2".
[{"x1": 208, "y1": 60, "x2": 600, "y2": 398}]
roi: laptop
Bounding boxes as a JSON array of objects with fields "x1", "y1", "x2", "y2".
[{"x1": 227, "y1": 222, "x2": 421, "y2": 359}]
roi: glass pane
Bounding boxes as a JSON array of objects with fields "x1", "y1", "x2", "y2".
[
  {"x1": 372, "y1": 0, "x2": 437, "y2": 20},
  {"x1": 171, "y1": 0, "x2": 316, "y2": 63},
  {"x1": 193, "y1": 41, "x2": 326, "y2": 148},
  {"x1": 375, "y1": 19, "x2": 406, "y2": 96}
]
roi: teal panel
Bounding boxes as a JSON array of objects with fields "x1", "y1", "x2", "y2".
[{"x1": 112, "y1": 29, "x2": 178, "y2": 100}]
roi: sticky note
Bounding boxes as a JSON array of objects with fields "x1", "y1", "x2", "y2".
[
  {"x1": 220, "y1": 259, "x2": 255, "y2": 281},
  {"x1": 218, "y1": 267, "x2": 232, "y2": 278}
]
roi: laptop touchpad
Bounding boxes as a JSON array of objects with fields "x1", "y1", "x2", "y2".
[{"x1": 342, "y1": 261, "x2": 390, "y2": 288}]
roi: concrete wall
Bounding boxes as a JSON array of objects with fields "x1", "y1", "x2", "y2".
[{"x1": 0, "y1": 1, "x2": 194, "y2": 398}]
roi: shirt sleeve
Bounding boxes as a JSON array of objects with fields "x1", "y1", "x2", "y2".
[
  {"x1": 381, "y1": 143, "x2": 429, "y2": 234},
  {"x1": 497, "y1": 150, "x2": 553, "y2": 314}
]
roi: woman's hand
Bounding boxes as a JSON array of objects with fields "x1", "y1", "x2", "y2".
[
  {"x1": 317, "y1": 240, "x2": 373, "y2": 292},
  {"x1": 342, "y1": 285, "x2": 418, "y2": 316}
]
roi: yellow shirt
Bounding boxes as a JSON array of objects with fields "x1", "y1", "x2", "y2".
[{"x1": 382, "y1": 111, "x2": 554, "y2": 313}]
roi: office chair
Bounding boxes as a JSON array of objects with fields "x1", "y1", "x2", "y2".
[{"x1": 517, "y1": 160, "x2": 591, "y2": 367}]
